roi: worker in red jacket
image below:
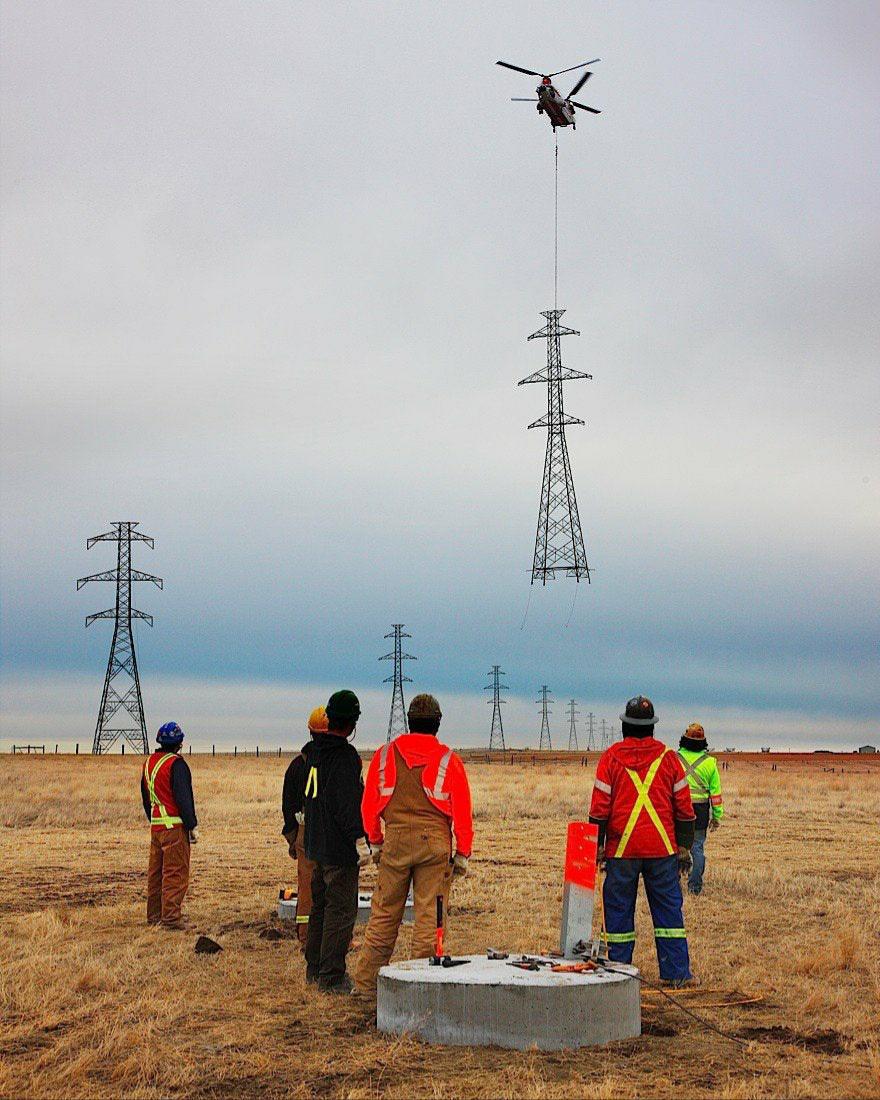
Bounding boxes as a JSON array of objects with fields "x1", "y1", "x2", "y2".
[
  {"x1": 589, "y1": 696, "x2": 697, "y2": 985},
  {"x1": 353, "y1": 694, "x2": 473, "y2": 995}
]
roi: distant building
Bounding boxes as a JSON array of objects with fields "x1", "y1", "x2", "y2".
[{"x1": 857, "y1": 745, "x2": 877, "y2": 754}]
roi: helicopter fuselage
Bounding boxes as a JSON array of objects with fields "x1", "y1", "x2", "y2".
[{"x1": 537, "y1": 83, "x2": 576, "y2": 129}]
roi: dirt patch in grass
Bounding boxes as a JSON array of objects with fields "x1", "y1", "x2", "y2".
[{"x1": 738, "y1": 1025, "x2": 848, "y2": 1055}]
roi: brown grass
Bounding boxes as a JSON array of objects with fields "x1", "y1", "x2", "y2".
[{"x1": 1, "y1": 753, "x2": 879, "y2": 1098}]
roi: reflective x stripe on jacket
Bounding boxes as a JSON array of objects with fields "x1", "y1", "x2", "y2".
[
  {"x1": 144, "y1": 753, "x2": 183, "y2": 829},
  {"x1": 677, "y1": 750, "x2": 710, "y2": 799},
  {"x1": 617, "y1": 749, "x2": 676, "y2": 857}
]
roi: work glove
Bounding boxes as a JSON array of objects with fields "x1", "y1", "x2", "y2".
[
  {"x1": 708, "y1": 818, "x2": 720, "y2": 832},
  {"x1": 452, "y1": 853, "x2": 469, "y2": 877},
  {"x1": 282, "y1": 828, "x2": 298, "y2": 860},
  {"x1": 677, "y1": 847, "x2": 692, "y2": 875},
  {"x1": 371, "y1": 843, "x2": 383, "y2": 866},
  {"x1": 596, "y1": 844, "x2": 606, "y2": 869},
  {"x1": 189, "y1": 828, "x2": 199, "y2": 845},
  {"x1": 356, "y1": 838, "x2": 371, "y2": 870}
]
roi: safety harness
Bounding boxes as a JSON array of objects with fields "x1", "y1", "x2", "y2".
[
  {"x1": 143, "y1": 753, "x2": 183, "y2": 829},
  {"x1": 616, "y1": 748, "x2": 676, "y2": 857}
]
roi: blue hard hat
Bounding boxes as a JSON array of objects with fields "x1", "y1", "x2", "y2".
[{"x1": 156, "y1": 721, "x2": 184, "y2": 747}]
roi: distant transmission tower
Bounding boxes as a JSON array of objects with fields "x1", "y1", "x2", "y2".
[
  {"x1": 586, "y1": 711, "x2": 596, "y2": 751},
  {"x1": 77, "y1": 522, "x2": 162, "y2": 755},
  {"x1": 380, "y1": 624, "x2": 416, "y2": 742},
  {"x1": 599, "y1": 718, "x2": 609, "y2": 750},
  {"x1": 566, "y1": 699, "x2": 579, "y2": 751},
  {"x1": 536, "y1": 686, "x2": 553, "y2": 750},
  {"x1": 484, "y1": 665, "x2": 508, "y2": 752},
  {"x1": 519, "y1": 309, "x2": 592, "y2": 584}
]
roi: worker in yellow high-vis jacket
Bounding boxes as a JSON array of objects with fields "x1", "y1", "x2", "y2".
[{"x1": 677, "y1": 723, "x2": 724, "y2": 896}]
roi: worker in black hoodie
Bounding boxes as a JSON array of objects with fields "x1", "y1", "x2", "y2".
[{"x1": 302, "y1": 689, "x2": 369, "y2": 993}]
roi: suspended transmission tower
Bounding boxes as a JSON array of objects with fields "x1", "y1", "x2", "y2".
[
  {"x1": 566, "y1": 699, "x2": 579, "y2": 751},
  {"x1": 484, "y1": 665, "x2": 508, "y2": 752},
  {"x1": 519, "y1": 309, "x2": 592, "y2": 584},
  {"x1": 380, "y1": 624, "x2": 416, "y2": 742},
  {"x1": 586, "y1": 711, "x2": 597, "y2": 751},
  {"x1": 536, "y1": 685, "x2": 553, "y2": 750},
  {"x1": 77, "y1": 522, "x2": 162, "y2": 755}
]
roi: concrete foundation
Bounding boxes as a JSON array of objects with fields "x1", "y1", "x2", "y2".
[
  {"x1": 278, "y1": 891, "x2": 415, "y2": 925},
  {"x1": 377, "y1": 955, "x2": 641, "y2": 1050}
]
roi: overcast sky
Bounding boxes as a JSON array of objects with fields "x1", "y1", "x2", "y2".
[{"x1": 1, "y1": 1, "x2": 878, "y2": 750}]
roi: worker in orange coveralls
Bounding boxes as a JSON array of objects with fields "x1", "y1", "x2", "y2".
[
  {"x1": 281, "y1": 706, "x2": 328, "y2": 946},
  {"x1": 354, "y1": 694, "x2": 473, "y2": 995},
  {"x1": 140, "y1": 722, "x2": 198, "y2": 929}
]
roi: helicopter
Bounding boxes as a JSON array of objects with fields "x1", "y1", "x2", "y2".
[{"x1": 496, "y1": 59, "x2": 601, "y2": 130}]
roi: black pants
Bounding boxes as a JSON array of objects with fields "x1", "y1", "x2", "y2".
[{"x1": 305, "y1": 863, "x2": 358, "y2": 987}]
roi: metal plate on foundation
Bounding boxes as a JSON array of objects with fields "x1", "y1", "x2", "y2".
[{"x1": 377, "y1": 955, "x2": 641, "y2": 1049}]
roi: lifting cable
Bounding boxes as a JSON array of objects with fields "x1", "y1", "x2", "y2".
[{"x1": 554, "y1": 130, "x2": 559, "y2": 309}]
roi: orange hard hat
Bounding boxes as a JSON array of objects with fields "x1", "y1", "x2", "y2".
[
  {"x1": 686, "y1": 722, "x2": 706, "y2": 739},
  {"x1": 308, "y1": 706, "x2": 329, "y2": 733}
]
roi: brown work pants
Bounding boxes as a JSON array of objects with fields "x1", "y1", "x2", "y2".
[
  {"x1": 147, "y1": 825, "x2": 190, "y2": 928},
  {"x1": 354, "y1": 819, "x2": 453, "y2": 994},
  {"x1": 295, "y1": 829, "x2": 316, "y2": 947}
]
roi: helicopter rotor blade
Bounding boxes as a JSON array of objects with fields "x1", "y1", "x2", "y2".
[
  {"x1": 496, "y1": 60, "x2": 544, "y2": 77},
  {"x1": 571, "y1": 100, "x2": 601, "y2": 114},
  {"x1": 511, "y1": 97, "x2": 539, "y2": 102},
  {"x1": 549, "y1": 59, "x2": 600, "y2": 78},
  {"x1": 567, "y1": 70, "x2": 593, "y2": 98}
]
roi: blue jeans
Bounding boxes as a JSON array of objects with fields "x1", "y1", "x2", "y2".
[
  {"x1": 603, "y1": 855, "x2": 691, "y2": 982},
  {"x1": 689, "y1": 829, "x2": 707, "y2": 894}
]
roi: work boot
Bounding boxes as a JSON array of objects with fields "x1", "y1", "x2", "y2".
[
  {"x1": 659, "y1": 975, "x2": 701, "y2": 989},
  {"x1": 319, "y1": 974, "x2": 354, "y2": 995},
  {"x1": 306, "y1": 967, "x2": 319, "y2": 985}
]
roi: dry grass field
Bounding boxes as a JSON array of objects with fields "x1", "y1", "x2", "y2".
[{"x1": 1, "y1": 752, "x2": 879, "y2": 1099}]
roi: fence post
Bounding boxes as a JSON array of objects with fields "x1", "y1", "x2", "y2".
[
  {"x1": 256, "y1": 745, "x2": 260, "y2": 759},
  {"x1": 234, "y1": 746, "x2": 237, "y2": 757},
  {"x1": 75, "y1": 743, "x2": 79, "y2": 755},
  {"x1": 212, "y1": 744, "x2": 215, "y2": 757},
  {"x1": 278, "y1": 747, "x2": 281, "y2": 757},
  {"x1": 55, "y1": 744, "x2": 58, "y2": 754},
  {"x1": 122, "y1": 743, "x2": 125, "y2": 755}
]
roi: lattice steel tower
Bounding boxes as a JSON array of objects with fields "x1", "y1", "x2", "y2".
[
  {"x1": 484, "y1": 665, "x2": 508, "y2": 752},
  {"x1": 380, "y1": 624, "x2": 416, "y2": 742},
  {"x1": 536, "y1": 685, "x2": 553, "y2": 750},
  {"x1": 77, "y1": 522, "x2": 162, "y2": 755},
  {"x1": 566, "y1": 699, "x2": 579, "y2": 751},
  {"x1": 586, "y1": 711, "x2": 597, "y2": 751},
  {"x1": 519, "y1": 309, "x2": 592, "y2": 584}
]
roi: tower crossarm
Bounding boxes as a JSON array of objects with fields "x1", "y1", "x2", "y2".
[
  {"x1": 518, "y1": 366, "x2": 592, "y2": 386},
  {"x1": 86, "y1": 523, "x2": 155, "y2": 549},
  {"x1": 527, "y1": 412, "x2": 585, "y2": 430},
  {"x1": 77, "y1": 568, "x2": 118, "y2": 589},
  {"x1": 85, "y1": 607, "x2": 154, "y2": 627}
]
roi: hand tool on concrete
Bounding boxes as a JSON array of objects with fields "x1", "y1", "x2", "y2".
[{"x1": 429, "y1": 896, "x2": 470, "y2": 968}]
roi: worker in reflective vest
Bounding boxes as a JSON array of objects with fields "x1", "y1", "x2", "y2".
[
  {"x1": 354, "y1": 694, "x2": 473, "y2": 996},
  {"x1": 140, "y1": 722, "x2": 198, "y2": 929},
  {"x1": 281, "y1": 706, "x2": 328, "y2": 946},
  {"x1": 678, "y1": 722, "x2": 724, "y2": 896},
  {"x1": 589, "y1": 696, "x2": 697, "y2": 986}
]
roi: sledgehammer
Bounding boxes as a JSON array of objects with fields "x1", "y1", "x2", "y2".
[{"x1": 429, "y1": 895, "x2": 470, "y2": 968}]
